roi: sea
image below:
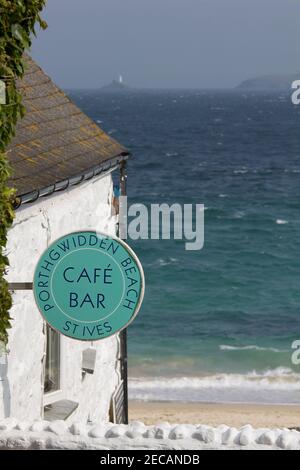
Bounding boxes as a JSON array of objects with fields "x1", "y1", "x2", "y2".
[{"x1": 69, "y1": 88, "x2": 300, "y2": 405}]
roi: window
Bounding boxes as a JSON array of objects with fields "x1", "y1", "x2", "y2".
[{"x1": 44, "y1": 326, "x2": 60, "y2": 394}]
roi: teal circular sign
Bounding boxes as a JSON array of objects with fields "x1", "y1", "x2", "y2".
[{"x1": 33, "y1": 231, "x2": 145, "y2": 341}]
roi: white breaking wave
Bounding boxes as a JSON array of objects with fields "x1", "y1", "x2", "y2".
[
  {"x1": 148, "y1": 257, "x2": 179, "y2": 267},
  {"x1": 276, "y1": 219, "x2": 288, "y2": 225},
  {"x1": 219, "y1": 344, "x2": 288, "y2": 353},
  {"x1": 130, "y1": 368, "x2": 300, "y2": 391},
  {"x1": 129, "y1": 368, "x2": 300, "y2": 404},
  {"x1": 232, "y1": 211, "x2": 246, "y2": 219}
]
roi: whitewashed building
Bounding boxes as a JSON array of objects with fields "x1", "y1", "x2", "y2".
[{"x1": 0, "y1": 56, "x2": 129, "y2": 424}]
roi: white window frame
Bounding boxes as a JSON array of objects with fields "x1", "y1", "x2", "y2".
[{"x1": 43, "y1": 327, "x2": 65, "y2": 406}]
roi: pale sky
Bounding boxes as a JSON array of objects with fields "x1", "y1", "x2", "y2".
[{"x1": 31, "y1": 0, "x2": 300, "y2": 89}]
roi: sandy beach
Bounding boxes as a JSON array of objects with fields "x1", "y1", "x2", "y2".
[{"x1": 129, "y1": 401, "x2": 300, "y2": 429}]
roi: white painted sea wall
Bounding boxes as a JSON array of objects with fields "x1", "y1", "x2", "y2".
[
  {"x1": 0, "y1": 173, "x2": 120, "y2": 423},
  {"x1": 0, "y1": 420, "x2": 299, "y2": 450}
]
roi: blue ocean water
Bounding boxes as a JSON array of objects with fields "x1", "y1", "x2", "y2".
[{"x1": 70, "y1": 89, "x2": 300, "y2": 404}]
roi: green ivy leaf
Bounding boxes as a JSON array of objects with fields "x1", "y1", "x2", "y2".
[
  {"x1": 0, "y1": 0, "x2": 47, "y2": 344},
  {"x1": 11, "y1": 24, "x2": 30, "y2": 48}
]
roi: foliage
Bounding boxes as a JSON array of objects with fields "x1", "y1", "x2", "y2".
[{"x1": 0, "y1": 0, "x2": 47, "y2": 344}]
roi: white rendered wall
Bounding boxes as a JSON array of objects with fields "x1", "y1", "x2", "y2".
[
  {"x1": 0, "y1": 173, "x2": 120, "y2": 423},
  {"x1": 0, "y1": 420, "x2": 299, "y2": 450}
]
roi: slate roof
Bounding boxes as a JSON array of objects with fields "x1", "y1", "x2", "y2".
[{"x1": 7, "y1": 55, "x2": 128, "y2": 202}]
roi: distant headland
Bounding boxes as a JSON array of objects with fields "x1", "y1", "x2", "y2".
[{"x1": 236, "y1": 73, "x2": 300, "y2": 92}]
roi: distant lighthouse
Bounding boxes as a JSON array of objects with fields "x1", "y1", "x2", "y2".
[{"x1": 100, "y1": 75, "x2": 129, "y2": 92}]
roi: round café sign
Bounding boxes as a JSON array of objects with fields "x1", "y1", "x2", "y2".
[{"x1": 33, "y1": 231, "x2": 144, "y2": 341}]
